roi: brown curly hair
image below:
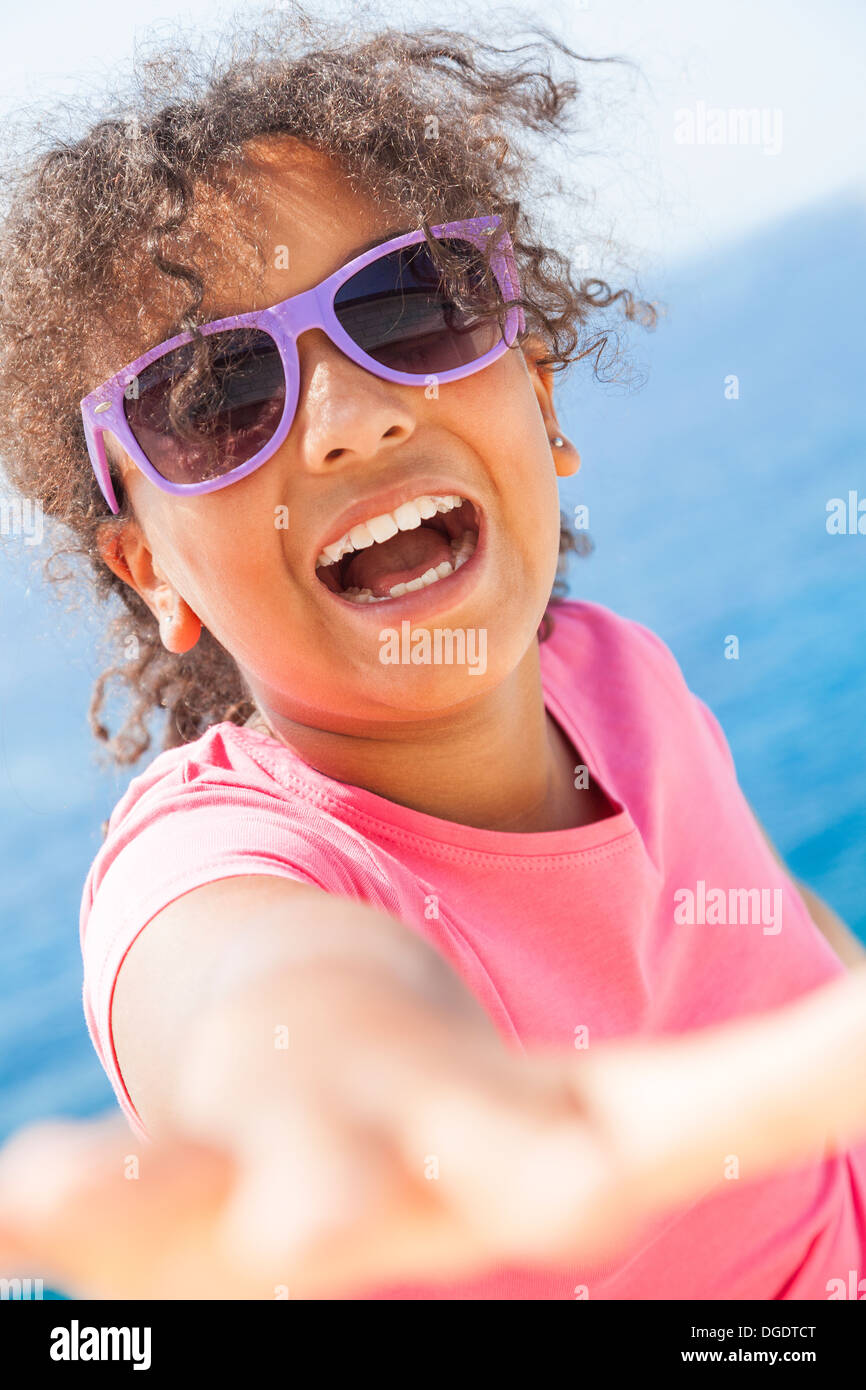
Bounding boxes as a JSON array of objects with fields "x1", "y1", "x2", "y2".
[{"x1": 0, "y1": 5, "x2": 655, "y2": 767}]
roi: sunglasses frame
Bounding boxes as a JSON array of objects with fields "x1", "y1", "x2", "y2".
[{"x1": 80, "y1": 214, "x2": 525, "y2": 514}]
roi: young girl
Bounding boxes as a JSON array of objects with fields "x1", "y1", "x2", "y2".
[{"x1": 1, "y1": 14, "x2": 865, "y2": 1300}]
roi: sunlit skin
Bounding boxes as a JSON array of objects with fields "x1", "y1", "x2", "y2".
[{"x1": 98, "y1": 136, "x2": 614, "y2": 833}]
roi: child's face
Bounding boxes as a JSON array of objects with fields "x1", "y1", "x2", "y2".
[{"x1": 101, "y1": 138, "x2": 577, "y2": 733}]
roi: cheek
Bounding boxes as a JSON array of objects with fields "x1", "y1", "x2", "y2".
[
  {"x1": 467, "y1": 395, "x2": 562, "y2": 582},
  {"x1": 449, "y1": 357, "x2": 560, "y2": 522},
  {"x1": 152, "y1": 499, "x2": 279, "y2": 637}
]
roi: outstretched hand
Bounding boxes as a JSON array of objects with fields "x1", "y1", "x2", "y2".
[{"x1": 2, "y1": 963, "x2": 865, "y2": 1299}]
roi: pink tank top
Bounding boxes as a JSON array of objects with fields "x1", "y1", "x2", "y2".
[{"x1": 79, "y1": 600, "x2": 866, "y2": 1299}]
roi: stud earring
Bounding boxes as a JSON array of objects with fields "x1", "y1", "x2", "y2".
[{"x1": 551, "y1": 436, "x2": 564, "y2": 448}]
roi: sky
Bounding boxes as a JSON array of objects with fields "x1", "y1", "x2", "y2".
[{"x1": 1, "y1": 0, "x2": 864, "y2": 275}]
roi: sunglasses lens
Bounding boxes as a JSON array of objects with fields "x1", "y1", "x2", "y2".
[
  {"x1": 123, "y1": 328, "x2": 286, "y2": 485},
  {"x1": 333, "y1": 239, "x2": 504, "y2": 376}
]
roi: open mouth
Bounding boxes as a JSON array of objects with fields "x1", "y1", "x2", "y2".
[{"x1": 315, "y1": 493, "x2": 480, "y2": 604}]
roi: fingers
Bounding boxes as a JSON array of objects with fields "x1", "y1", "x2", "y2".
[{"x1": 0, "y1": 1114, "x2": 236, "y2": 1298}]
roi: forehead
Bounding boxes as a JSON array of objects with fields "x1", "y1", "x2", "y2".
[
  {"x1": 92, "y1": 136, "x2": 409, "y2": 378},
  {"x1": 194, "y1": 136, "x2": 411, "y2": 319}
]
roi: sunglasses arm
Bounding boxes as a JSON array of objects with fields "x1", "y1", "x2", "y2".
[{"x1": 83, "y1": 412, "x2": 121, "y2": 515}]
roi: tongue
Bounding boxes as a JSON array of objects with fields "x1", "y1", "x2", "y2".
[{"x1": 344, "y1": 523, "x2": 453, "y2": 597}]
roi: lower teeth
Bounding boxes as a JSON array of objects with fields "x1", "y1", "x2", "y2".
[{"x1": 340, "y1": 532, "x2": 477, "y2": 603}]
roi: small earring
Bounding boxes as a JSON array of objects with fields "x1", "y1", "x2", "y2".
[{"x1": 551, "y1": 436, "x2": 565, "y2": 448}]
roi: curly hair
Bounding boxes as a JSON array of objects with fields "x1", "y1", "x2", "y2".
[{"x1": 0, "y1": 4, "x2": 655, "y2": 767}]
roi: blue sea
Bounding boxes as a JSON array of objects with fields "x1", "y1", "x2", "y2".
[{"x1": 1, "y1": 191, "x2": 864, "y2": 1154}]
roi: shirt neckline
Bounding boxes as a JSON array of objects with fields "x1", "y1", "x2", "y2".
[{"x1": 230, "y1": 649, "x2": 636, "y2": 861}]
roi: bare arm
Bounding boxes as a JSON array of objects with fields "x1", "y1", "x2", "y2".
[{"x1": 109, "y1": 873, "x2": 493, "y2": 1137}]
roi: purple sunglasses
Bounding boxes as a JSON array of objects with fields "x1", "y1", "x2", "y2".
[{"x1": 81, "y1": 214, "x2": 524, "y2": 514}]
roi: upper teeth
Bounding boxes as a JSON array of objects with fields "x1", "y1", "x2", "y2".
[{"x1": 316, "y1": 494, "x2": 465, "y2": 567}]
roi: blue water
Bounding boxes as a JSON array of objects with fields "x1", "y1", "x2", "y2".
[{"x1": 0, "y1": 191, "x2": 864, "y2": 1152}]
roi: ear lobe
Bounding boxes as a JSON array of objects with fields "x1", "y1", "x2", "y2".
[
  {"x1": 553, "y1": 441, "x2": 581, "y2": 478},
  {"x1": 156, "y1": 596, "x2": 202, "y2": 654}
]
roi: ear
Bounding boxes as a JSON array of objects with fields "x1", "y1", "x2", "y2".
[
  {"x1": 521, "y1": 333, "x2": 581, "y2": 478},
  {"x1": 96, "y1": 520, "x2": 202, "y2": 654}
]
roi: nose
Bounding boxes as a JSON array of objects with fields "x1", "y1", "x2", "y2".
[{"x1": 290, "y1": 327, "x2": 416, "y2": 476}]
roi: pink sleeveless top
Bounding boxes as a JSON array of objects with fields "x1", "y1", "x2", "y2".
[{"x1": 79, "y1": 600, "x2": 866, "y2": 1299}]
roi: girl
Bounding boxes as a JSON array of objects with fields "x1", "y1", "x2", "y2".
[{"x1": 1, "y1": 13, "x2": 865, "y2": 1299}]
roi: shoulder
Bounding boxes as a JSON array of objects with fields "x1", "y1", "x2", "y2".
[
  {"x1": 97, "y1": 720, "x2": 280, "y2": 830},
  {"x1": 80, "y1": 721, "x2": 375, "y2": 944},
  {"x1": 92, "y1": 717, "x2": 351, "y2": 859},
  {"x1": 541, "y1": 599, "x2": 735, "y2": 771},
  {"x1": 542, "y1": 598, "x2": 687, "y2": 689}
]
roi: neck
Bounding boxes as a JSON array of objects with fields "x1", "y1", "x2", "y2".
[{"x1": 247, "y1": 642, "x2": 585, "y2": 833}]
